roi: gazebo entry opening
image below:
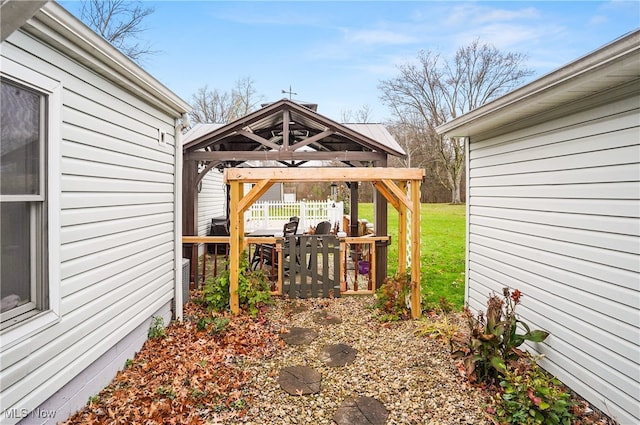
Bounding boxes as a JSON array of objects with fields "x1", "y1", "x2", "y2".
[{"x1": 224, "y1": 167, "x2": 424, "y2": 319}]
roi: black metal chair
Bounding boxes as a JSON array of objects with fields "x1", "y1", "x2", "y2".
[
  {"x1": 306, "y1": 221, "x2": 332, "y2": 269},
  {"x1": 314, "y1": 221, "x2": 332, "y2": 235}
]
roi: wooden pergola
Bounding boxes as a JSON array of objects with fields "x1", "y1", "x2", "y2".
[
  {"x1": 182, "y1": 99, "x2": 425, "y2": 317},
  {"x1": 225, "y1": 167, "x2": 424, "y2": 318}
]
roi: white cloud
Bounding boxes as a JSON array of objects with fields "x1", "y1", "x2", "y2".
[
  {"x1": 453, "y1": 22, "x2": 565, "y2": 50},
  {"x1": 472, "y1": 6, "x2": 540, "y2": 24},
  {"x1": 589, "y1": 15, "x2": 610, "y2": 25},
  {"x1": 444, "y1": 4, "x2": 540, "y2": 26},
  {"x1": 343, "y1": 29, "x2": 417, "y2": 45}
]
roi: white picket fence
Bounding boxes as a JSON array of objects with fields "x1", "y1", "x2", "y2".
[{"x1": 244, "y1": 200, "x2": 344, "y2": 233}]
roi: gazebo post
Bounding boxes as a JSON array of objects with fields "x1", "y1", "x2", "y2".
[
  {"x1": 410, "y1": 180, "x2": 421, "y2": 319},
  {"x1": 228, "y1": 180, "x2": 241, "y2": 314},
  {"x1": 373, "y1": 185, "x2": 388, "y2": 289},
  {"x1": 349, "y1": 182, "x2": 359, "y2": 236},
  {"x1": 397, "y1": 181, "x2": 408, "y2": 274},
  {"x1": 182, "y1": 159, "x2": 199, "y2": 285}
]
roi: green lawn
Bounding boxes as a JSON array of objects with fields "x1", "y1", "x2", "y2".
[{"x1": 359, "y1": 203, "x2": 466, "y2": 310}]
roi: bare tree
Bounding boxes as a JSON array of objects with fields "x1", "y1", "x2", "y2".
[
  {"x1": 81, "y1": 0, "x2": 156, "y2": 62},
  {"x1": 189, "y1": 77, "x2": 263, "y2": 125},
  {"x1": 386, "y1": 120, "x2": 429, "y2": 169},
  {"x1": 379, "y1": 39, "x2": 532, "y2": 203},
  {"x1": 339, "y1": 104, "x2": 374, "y2": 123}
]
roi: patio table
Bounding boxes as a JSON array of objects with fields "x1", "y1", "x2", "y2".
[{"x1": 248, "y1": 228, "x2": 282, "y2": 237}]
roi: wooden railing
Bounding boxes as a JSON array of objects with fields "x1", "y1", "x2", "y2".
[{"x1": 181, "y1": 235, "x2": 390, "y2": 296}]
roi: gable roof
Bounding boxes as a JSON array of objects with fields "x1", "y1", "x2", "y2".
[
  {"x1": 183, "y1": 99, "x2": 405, "y2": 167},
  {"x1": 436, "y1": 29, "x2": 640, "y2": 139}
]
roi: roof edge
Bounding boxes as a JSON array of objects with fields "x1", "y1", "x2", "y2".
[
  {"x1": 19, "y1": 1, "x2": 190, "y2": 116},
  {"x1": 436, "y1": 29, "x2": 640, "y2": 136}
]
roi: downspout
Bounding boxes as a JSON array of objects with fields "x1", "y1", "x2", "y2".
[
  {"x1": 463, "y1": 136, "x2": 470, "y2": 305},
  {"x1": 174, "y1": 114, "x2": 188, "y2": 321}
]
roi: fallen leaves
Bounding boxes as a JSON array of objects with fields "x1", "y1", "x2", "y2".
[{"x1": 61, "y1": 301, "x2": 281, "y2": 425}]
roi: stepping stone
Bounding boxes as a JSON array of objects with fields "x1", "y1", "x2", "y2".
[
  {"x1": 333, "y1": 396, "x2": 389, "y2": 425},
  {"x1": 319, "y1": 343, "x2": 358, "y2": 367},
  {"x1": 281, "y1": 327, "x2": 318, "y2": 345},
  {"x1": 278, "y1": 366, "x2": 322, "y2": 395},
  {"x1": 286, "y1": 302, "x2": 308, "y2": 314},
  {"x1": 313, "y1": 310, "x2": 342, "y2": 325}
]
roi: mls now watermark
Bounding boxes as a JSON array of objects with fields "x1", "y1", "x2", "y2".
[{"x1": 3, "y1": 408, "x2": 57, "y2": 420}]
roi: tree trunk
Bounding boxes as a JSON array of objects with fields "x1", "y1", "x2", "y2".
[{"x1": 451, "y1": 181, "x2": 462, "y2": 204}]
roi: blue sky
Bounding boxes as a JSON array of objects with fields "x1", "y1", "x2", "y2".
[{"x1": 60, "y1": 1, "x2": 639, "y2": 122}]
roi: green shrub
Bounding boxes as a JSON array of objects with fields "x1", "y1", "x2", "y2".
[
  {"x1": 493, "y1": 356, "x2": 576, "y2": 424},
  {"x1": 148, "y1": 316, "x2": 166, "y2": 339},
  {"x1": 374, "y1": 272, "x2": 412, "y2": 321},
  {"x1": 452, "y1": 287, "x2": 549, "y2": 384},
  {"x1": 202, "y1": 251, "x2": 271, "y2": 317},
  {"x1": 196, "y1": 315, "x2": 230, "y2": 334}
]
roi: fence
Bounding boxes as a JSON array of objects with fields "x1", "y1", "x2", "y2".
[{"x1": 244, "y1": 200, "x2": 344, "y2": 233}]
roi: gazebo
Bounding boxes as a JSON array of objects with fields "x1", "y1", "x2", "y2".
[{"x1": 182, "y1": 99, "x2": 425, "y2": 318}]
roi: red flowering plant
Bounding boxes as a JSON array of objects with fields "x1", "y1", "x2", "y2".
[{"x1": 452, "y1": 287, "x2": 549, "y2": 384}]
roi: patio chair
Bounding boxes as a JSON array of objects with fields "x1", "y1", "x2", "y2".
[
  {"x1": 251, "y1": 220, "x2": 299, "y2": 271},
  {"x1": 306, "y1": 220, "x2": 332, "y2": 269},
  {"x1": 314, "y1": 221, "x2": 332, "y2": 235}
]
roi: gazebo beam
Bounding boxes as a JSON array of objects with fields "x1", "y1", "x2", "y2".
[
  {"x1": 224, "y1": 167, "x2": 424, "y2": 182},
  {"x1": 380, "y1": 179, "x2": 412, "y2": 211},
  {"x1": 237, "y1": 130, "x2": 281, "y2": 150},
  {"x1": 290, "y1": 129, "x2": 334, "y2": 150},
  {"x1": 238, "y1": 179, "x2": 273, "y2": 212},
  {"x1": 186, "y1": 151, "x2": 387, "y2": 162},
  {"x1": 372, "y1": 181, "x2": 400, "y2": 210}
]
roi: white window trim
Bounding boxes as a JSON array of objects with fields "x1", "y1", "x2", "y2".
[{"x1": 0, "y1": 59, "x2": 61, "y2": 350}]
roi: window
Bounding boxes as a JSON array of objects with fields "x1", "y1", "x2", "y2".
[
  {"x1": 0, "y1": 79, "x2": 48, "y2": 327},
  {"x1": 0, "y1": 61, "x2": 60, "y2": 344}
]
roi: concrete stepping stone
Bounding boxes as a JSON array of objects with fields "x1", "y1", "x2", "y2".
[
  {"x1": 313, "y1": 310, "x2": 342, "y2": 325},
  {"x1": 281, "y1": 327, "x2": 318, "y2": 345},
  {"x1": 286, "y1": 302, "x2": 308, "y2": 315},
  {"x1": 333, "y1": 396, "x2": 389, "y2": 425},
  {"x1": 319, "y1": 343, "x2": 358, "y2": 367},
  {"x1": 278, "y1": 366, "x2": 322, "y2": 395}
]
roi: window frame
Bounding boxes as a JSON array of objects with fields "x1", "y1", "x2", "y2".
[{"x1": 0, "y1": 58, "x2": 61, "y2": 347}]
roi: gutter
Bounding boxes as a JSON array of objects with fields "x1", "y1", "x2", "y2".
[{"x1": 28, "y1": 2, "x2": 190, "y2": 116}]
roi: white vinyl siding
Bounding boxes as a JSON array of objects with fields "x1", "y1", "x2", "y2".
[
  {"x1": 0, "y1": 28, "x2": 179, "y2": 423},
  {"x1": 197, "y1": 170, "x2": 225, "y2": 237},
  {"x1": 466, "y1": 92, "x2": 640, "y2": 424}
]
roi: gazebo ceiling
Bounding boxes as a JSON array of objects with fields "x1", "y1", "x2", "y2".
[{"x1": 183, "y1": 99, "x2": 405, "y2": 167}]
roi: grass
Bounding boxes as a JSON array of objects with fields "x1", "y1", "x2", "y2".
[{"x1": 358, "y1": 203, "x2": 466, "y2": 311}]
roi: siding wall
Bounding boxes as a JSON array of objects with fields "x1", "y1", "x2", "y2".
[
  {"x1": 197, "y1": 170, "x2": 225, "y2": 237},
  {"x1": 1, "y1": 30, "x2": 178, "y2": 423},
  {"x1": 466, "y1": 90, "x2": 640, "y2": 424}
]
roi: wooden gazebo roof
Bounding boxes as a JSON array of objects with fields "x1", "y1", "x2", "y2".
[
  {"x1": 182, "y1": 98, "x2": 408, "y2": 239},
  {"x1": 182, "y1": 98, "x2": 406, "y2": 167}
]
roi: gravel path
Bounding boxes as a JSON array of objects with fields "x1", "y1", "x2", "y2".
[{"x1": 235, "y1": 296, "x2": 491, "y2": 425}]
